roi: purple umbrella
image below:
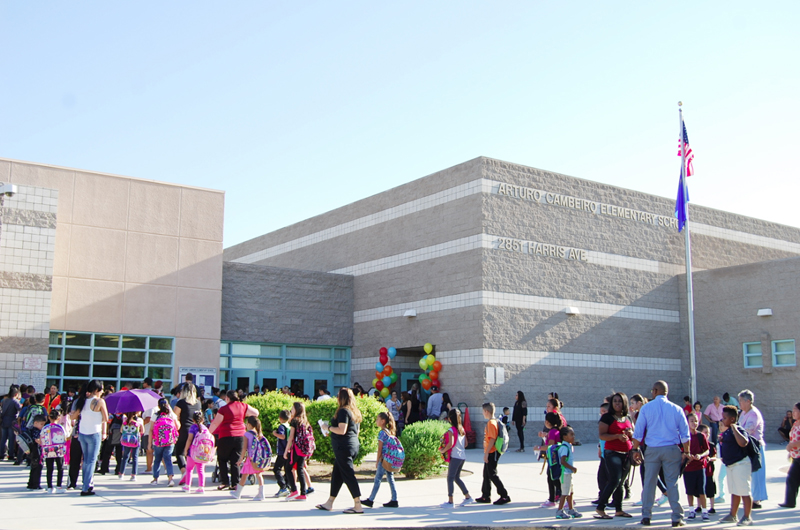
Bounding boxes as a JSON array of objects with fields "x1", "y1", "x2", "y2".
[{"x1": 104, "y1": 388, "x2": 162, "y2": 414}]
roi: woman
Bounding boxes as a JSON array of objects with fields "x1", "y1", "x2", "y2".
[
  {"x1": 173, "y1": 383, "x2": 201, "y2": 479},
  {"x1": 439, "y1": 393, "x2": 454, "y2": 420},
  {"x1": 595, "y1": 392, "x2": 634, "y2": 520},
  {"x1": 43, "y1": 384, "x2": 61, "y2": 413},
  {"x1": 512, "y1": 391, "x2": 527, "y2": 452},
  {"x1": 779, "y1": 410, "x2": 795, "y2": 443},
  {"x1": 316, "y1": 388, "x2": 363, "y2": 513},
  {"x1": 386, "y1": 391, "x2": 402, "y2": 423},
  {"x1": 70, "y1": 380, "x2": 108, "y2": 496},
  {"x1": 779, "y1": 402, "x2": 800, "y2": 508},
  {"x1": 208, "y1": 390, "x2": 259, "y2": 491},
  {"x1": 352, "y1": 383, "x2": 366, "y2": 397},
  {"x1": 738, "y1": 389, "x2": 767, "y2": 508},
  {"x1": 404, "y1": 391, "x2": 420, "y2": 427}
]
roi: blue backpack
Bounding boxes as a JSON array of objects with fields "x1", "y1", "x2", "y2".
[
  {"x1": 546, "y1": 442, "x2": 564, "y2": 481},
  {"x1": 249, "y1": 435, "x2": 272, "y2": 470}
]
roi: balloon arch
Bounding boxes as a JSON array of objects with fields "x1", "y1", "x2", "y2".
[{"x1": 371, "y1": 343, "x2": 442, "y2": 397}]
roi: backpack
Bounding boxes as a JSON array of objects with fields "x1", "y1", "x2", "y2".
[
  {"x1": 152, "y1": 413, "x2": 178, "y2": 447},
  {"x1": 25, "y1": 404, "x2": 46, "y2": 430},
  {"x1": 493, "y1": 419, "x2": 509, "y2": 455},
  {"x1": 191, "y1": 425, "x2": 216, "y2": 463},
  {"x1": 120, "y1": 419, "x2": 141, "y2": 448},
  {"x1": 546, "y1": 442, "x2": 564, "y2": 481},
  {"x1": 745, "y1": 435, "x2": 762, "y2": 473},
  {"x1": 440, "y1": 426, "x2": 457, "y2": 462},
  {"x1": 381, "y1": 430, "x2": 406, "y2": 473},
  {"x1": 249, "y1": 434, "x2": 272, "y2": 470},
  {"x1": 40, "y1": 423, "x2": 67, "y2": 458},
  {"x1": 15, "y1": 430, "x2": 34, "y2": 455},
  {"x1": 293, "y1": 423, "x2": 315, "y2": 457}
]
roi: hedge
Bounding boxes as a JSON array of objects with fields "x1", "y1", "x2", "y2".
[
  {"x1": 245, "y1": 391, "x2": 385, "y2": 466},
  {"x1": 399, "y1": 419, "x2": 451, "y2": 479}
]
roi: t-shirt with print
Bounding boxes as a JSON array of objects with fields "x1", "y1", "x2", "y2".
[
  {"x1": 558, "y1": 442, "x2": 574, "y2": 473},
  {"x1": 484, "y1": 419, "x2": 498, "y2": 453},
  {"x1": 789, "y1": 423, "x2": 800, "y2": 460}
]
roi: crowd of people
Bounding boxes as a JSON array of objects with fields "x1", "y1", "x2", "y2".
[{"x1": 1, "y1": 377, "x2": 798, "y2": 526}]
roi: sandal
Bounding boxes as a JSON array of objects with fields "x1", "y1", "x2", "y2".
[
  {"x1": 616, "y1": 511, "x2": 633, "y2": 518},
  {"x1": 217, "y1": 485, "x2": 228, "y2": 491},
  {"x1": 594, "y1": 512, "x2": 613, "y2": 520},
  {"x1": 343, "y1": 508, "x2": 364, "y2": 514},
  {"x1": 315, "y1": 504, "x2": 331, "y2": 511}
]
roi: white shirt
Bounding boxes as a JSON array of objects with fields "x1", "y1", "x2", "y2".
[
  {"x1": 316, "y1": 394, "x2": 332, "y2": 401},
  {"x1": 143, "y1": 407, "x2": 156, "y2": 435},
  {"x1": 451, "y1": 432, "x2": 466, "y2": 460}
]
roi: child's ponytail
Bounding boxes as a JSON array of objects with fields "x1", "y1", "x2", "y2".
[
  {"x1": 245, "y1": 416, "x2": 263, "y2": 438},
  {"x1": 378, "y1": 411, "x2": 396, "y2": 436},
  {"x1": 192, "y1": 410, "x2": 204, "y2": 425}
]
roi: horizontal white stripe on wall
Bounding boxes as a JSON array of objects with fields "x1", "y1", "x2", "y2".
[
  {"x1": 691, "y1": 223, "x2": 800, "y2": 254},
  {"x1": 353, "y1": 291, "x2": 680, "y2": 324},
  {"x1": 464, "y1": 406, "x2": 600, "y2": 423}
]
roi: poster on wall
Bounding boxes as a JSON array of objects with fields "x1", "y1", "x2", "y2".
[
  {"x1": 179, "y1": 367, "x2": 217, "y2": 398},
  {"x1": 17, "y1": 372, "x2": 47, "y2": 392}
]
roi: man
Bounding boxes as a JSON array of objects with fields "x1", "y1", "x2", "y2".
[
  {"x1": 316, "y1": 388, "x2": 332, "y2": 401},
  {"x1": 632, "y1": 381, "x2": 691, "y2": 527},
  {"x1": 722, "y1": 393, "x2": 738, "y2": 408},
  {"x1": 426, "y1": 386, "x2": 443, "y2": 419},
  {"x1": 703, "y1": 396, "x2": 724, "y2": 444},
  {"x1": 141, "y1": 377, "x2": 155, "y2": 473}
]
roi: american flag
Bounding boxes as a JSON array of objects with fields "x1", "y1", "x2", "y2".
[{"x1": 677, "y1": 120, "x2": 694, "y2": 176}]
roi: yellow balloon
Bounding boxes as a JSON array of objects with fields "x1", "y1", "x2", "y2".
[
  {"x1": 380, "y1": 387, "x2": 390, "y2": 398},
  {"x1": 426, "y1": 354, "x2": 435, "y2": 366},
  {"x1": 424, "y1": 342, "x2": 433, "y2": 354},
  {"x1": 372, "y1": 378, "x2": 379, "y2": 388}
]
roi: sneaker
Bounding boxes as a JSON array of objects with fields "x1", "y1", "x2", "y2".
[
  {"x1": 475, "y1": 497, "x2": 491, "y2": 504},
  {"x1": 459, "y1": 497, "x2": 476, "y2": 507},
  {"x1": 361, "y1": 499, "x2": 374, "y2": 508},
  {"x1": 130, "y1": 475, "x2": 136, "y2": 482},
  {"x1": 751, "y1": 502, "x2": 762, "y2": 509},
  {"x1": 556, "y1": 510, "x2": 570, "y2": 519},
  {"x1": 657, "y1": 495, "x2": 668, "y2": 506},
  {"x1": 150, "y1": 479, "x2": 158, "y2": 485},
  {"x1": 167, "y1": 479, "x2": 175, "y2": 487},
  {"x1": 56, "y1": 487, "x2": 66, "y2": 494},
  {"x1": 293, "y1": 494, "x2": 307, "y2": 501},
  {"x1": 306, "y1": 487, "x2": 315, "y2": 494},
  {"x1": 286, "y1": 491, "x2": 299, "y2": 501},
  {"x1": 493, "y1": 496, "x2": 511, "y2": 505},
  {"x1": 715, "y1": 495, "x2": 726, "y2": 503},
  {"x1": 383, "y1": 500, "x2": 398, "y2": 508},
  {"x1": 117, "y1": 475, "x2": 124, "y2": 480},
  {"x1": 568, "y1": 509, "x2": 583, "y2": 518},
  {"x1": 633, "y1": 499, "x2": 643, "y2": 506},
  {"x1": 440, "y1": 501, "x2": 455, "y2": 508},
  {"x1": 719, "y1": 514, "x2": 738, "y2": 523},
  {"x1": 702, "y1": 511, "x2": 710, "y2": 521},
  {"x1": 275, "y1": 488, "x2": 289, "y2": 497},
  {"x1": 80, "y1": 491, "x2": 96, "y2": 496},
  {"x1": 709, "y1": 508, "x2": 716, "y2": 514},
  {"x1": 737, "y1": 517, "x2": 753, "y2": 526},
  {"x1": 193, "y1": 488, "x2": 205, "y2": 494},
  {"x1": 591, "y1": 499, "x2": 600, "y2": 505},
  {"x1": 182, "y1": 486, "x2": 191, "y2": 493},
  {"x1": 540, "y1": 500, "x2": 556, "y2": 508},
  {"x1": 687, "y1": 510, "x2": 696, "y2": 519}
]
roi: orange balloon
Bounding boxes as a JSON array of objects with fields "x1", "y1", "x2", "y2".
[
  {"x1": 376, "y1": 371, "x2": 383, "y2": 379},
  {"x1": 433, "y1": 361, "x2": 442, "y2": 372},
  {"x1": 428, "y1": 371, "x2": 438, "y2": 381},
  {"x1": 383, "y1": 365, "x2": 393, "y2": 376},
  {"x1": 421, "y1": 378, "x2": 432, "y2": 390}
]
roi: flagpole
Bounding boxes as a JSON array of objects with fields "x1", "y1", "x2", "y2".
[{"x1": 679, "y1": 102, "x2": 698, "y2": 402}]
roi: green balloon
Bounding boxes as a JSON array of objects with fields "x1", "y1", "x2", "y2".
[
  {"x1": 390, "y1": 372, "x2": 398, "y2": 383},
  {"x1": 418, "y1": 373, "x2": 427, "y2": 383}
]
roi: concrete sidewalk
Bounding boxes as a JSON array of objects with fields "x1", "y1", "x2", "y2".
[{"x1": 1, "y1": 444, "x2": 796, "y2": 530}]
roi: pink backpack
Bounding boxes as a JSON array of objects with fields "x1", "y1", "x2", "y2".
[
  {"x1": 152, "y1": 413, "x2": 178, "y2": 447},
  {"x1": 190, "y1": 425, "x2": 216, "y2": 463},
  {"x1": 40, "y1": 423, "x2": 68, "y2": 458}
]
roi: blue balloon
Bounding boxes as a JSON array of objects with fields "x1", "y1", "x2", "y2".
[
  {"x1": 423, "y1": 387, "x2": 431, "y2": 395},
  {"x1": 388, "y1": 347, "x2": 397, "y2": 359},
  {"x1": 382, "y1": 376, "x2": 391, "y2": 387},
  {"x1": 376, "y1": 362, "x2": 384, "y2": 372}
]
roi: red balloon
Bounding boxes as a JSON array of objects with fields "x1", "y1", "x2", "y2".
[
  {"x1": 380, "y1": 355, "x2": 388, "y2": 365},
  {"x1": 383, "y1": 366, "x2": 393, "y2": 376},
  {"x1": 433, "y1": 361, "x2": 442, "y2": 372},
  {"x1": 375, "y1": 380, "x2": 384, "y2": 391},
  {"x1": 428, "y1": 370, "x2": 438, "y2": 381},
  {"x1": 379, "y1": 347, "x2": 388, "y2": 356},
  {"x1": 421, "y1": 378, "x2": 432, "y2": 390}
]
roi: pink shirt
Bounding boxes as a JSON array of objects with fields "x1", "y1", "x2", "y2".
[
  {"x1": 789, "y1": 423, "x2": 800, "y2": 460},
  {"x1": 704, "y1": 403, "x2": 724, "y2": 422}
]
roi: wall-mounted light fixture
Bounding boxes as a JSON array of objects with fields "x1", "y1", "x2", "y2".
[
  {"x1": 756, "y1": 308, "x2": 772, "y2": 317},
  {"x1": 565, "y1": 307, "x2": 580, "y2": 316},
  {"x1": 403, "y1": 309, "x2": 417, "y2": 318}
]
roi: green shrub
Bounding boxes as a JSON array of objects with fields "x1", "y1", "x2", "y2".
[
  {"x1": 399, "y1": 420, "x2": 451, "y2": 479},
  {"x1": 247, "y1": 391, "x2": 386, "y2": 466}
]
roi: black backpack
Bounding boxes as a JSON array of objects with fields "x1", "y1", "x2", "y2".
[{"x1": 745, "y1": 436, "x2": 762, "y2": 473}]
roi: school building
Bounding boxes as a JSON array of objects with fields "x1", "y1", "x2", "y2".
[{"x1": 1, "y1": 156, "x2": 798, "y2": 442}]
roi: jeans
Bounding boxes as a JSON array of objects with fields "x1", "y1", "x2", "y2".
[
  {"x1": 368, "y1": 462, "x2": 397, "y2": 501},
  {"x1": 184, "y1": 456, "x2": 206, "y2": 489},
  {"x1": 447, "y1": 458, "x2": 469, "y2": 497},
  {"x1": 598, "y1": 451, "x2": 631, "y2": 511},
  {"x1": 119, "y1": 445, "x2": 139, "y2": 476},
  {"x1": 46, "y1": 457, "x2": 64, "y2": 488},
  {"x1": 597, "y1": 456, "x2": 609, "y2": 497},
  {"x1": 153, "y1": 445, "x2": 174, "y2": 480},
  {"x1": 78, "y1": 432, "x2": 101, "y2": 493},
  {"x1": 784, "y1": 457, "x2": 800, "y2": 506},
  {"x1": 0, "y1": 425, "x2": 16, "y2": 459},
  {"x1": 751, "y1": 444, "x2": 768, "y2": 502},
  {"x1": 709, "y1": 421, "x2": 720, "y2": 445},
  {"x1": 642, "y1": 445, "x2": 683, "y2": 523},
  {"x1": 481, "y1": 451, "x2": 508, "y2": 498}
]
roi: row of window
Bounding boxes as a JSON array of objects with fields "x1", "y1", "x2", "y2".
[{"x1": 743, "y1": 339, "x2": 795, "y2": 368}]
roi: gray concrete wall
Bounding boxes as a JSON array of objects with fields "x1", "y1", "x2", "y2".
[
  {"x1": 221, "y1": 262, "x2": 354, "y2": 347},
  {"x1": 692, "y1": 256, "x2": 800, "y2": 444}
]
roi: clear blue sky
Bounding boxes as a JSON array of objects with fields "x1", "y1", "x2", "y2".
[{"x1": 2, "y1": 2, "x2": 798, "y2": 246}]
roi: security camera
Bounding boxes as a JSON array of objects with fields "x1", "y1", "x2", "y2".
[{"x1": 0, "y1": 184, "x2": 17, "y2": 197}]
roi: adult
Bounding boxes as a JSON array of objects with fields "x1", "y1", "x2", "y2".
[
  {"x1": 317, "y1": 388, "x2": 363, "y2": 513},
  {"x1": 426, "y1": 386, "x2": 443, "y2": 419},
  {"x1": 440, "y1": 393, "x2": 454, "y2": 420},
  {"x1": 0, "y1": 386, "x2": 21, "y2": 460},
  {"x1": 779, "y1": 402, "x2": 800, "y2": 508},
  {"x1": 317, "y1": 388, "x2": 332, "y2": 401},
  {"x1": 595, "y1": 392, "x2": 634, "y2": 519},
  {"x1": 779, "y1": 410, "x2": 795, "y2": 443},
  {"x1": 703, "y1": 396, "x2": 724, "y2": 444},
  {"x1": 70, "y1": 380, "x2": 109, "y2": 496},
  {"x1": 352, "y1": 383, "x2": 366, "y2": 397},
  {"x1": 738, "y1": 389, "x2": 767, "y2": 508},
  {"x1": 404, "y1": 391, "x2": 420, "y2": 426},
  {"x1": 173, "y1": 383, "x2": 201, "y2": 478},
  {"x1": 43, "y1": 384, "x2": 61, "y2": 413},
  {"x1": 723, "y1": 392, "x2": 738, "y2": 408},
  {"x1": 630, "y1": 394, "x2": 668, "y2": 507},
  {"x1": 385, "y1": 391, "x2": 402, "y2": 422},
  {"x1": 512, "y1": 391, "x2": 528, "y2": 452},
  {"x1": 208, "y1": 390, "x2": 258, "y2": 491},
  {"x1": 631, "y1": 380, "x2": 691, "y2": 527}
]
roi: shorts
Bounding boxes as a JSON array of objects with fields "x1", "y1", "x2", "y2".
[
  {"x1": 726, "y1": 459, "x2": 751, "y2": 497},
  {"x1": 560, "y1": 472, "x2": 573, "y2": 496},
  {"x1": 683, "y1": 469, "x2": 706, "y2": 497}
]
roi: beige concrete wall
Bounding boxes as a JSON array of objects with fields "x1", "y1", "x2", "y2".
[{"x1": 1, "y1": 158, "x2": 225, "y2": 385}]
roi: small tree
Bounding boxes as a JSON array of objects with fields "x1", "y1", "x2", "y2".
[{"x1": 400, "y1": 420, "x2": 451, "y2": 479}]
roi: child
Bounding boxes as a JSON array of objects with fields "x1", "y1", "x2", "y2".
[
  {"x1": 40, "y1": 410, "x2": 68, "y2": 493},
  {"x1": 284, "y1": 402, "x2": 313, "y2": 501},
  {"x1": 475, "y1": 402, "x2": 510, "y2": 505},
  {"x1": 694, "y1": 402, "x2": 704, "y2": 425},
  {"x1": 272, "y1": 410, "x2": 290, "y2": 497},
  {"x1": 202, "y1": 399, "x2": 214, "y2": 426},
  {"x1": 683, "y1": 412, "x2": 710, "y2": 521},
  {"x1": 233, "y1": 416, "x2": 269, "y2": 501},
  {"x1": 697, "y1": 423, "x2": 717, "y2": 514},
  {"x1": 535, "y1": 412, "x2": 563, "y2": 507},
  {"x1": 182, "y1": 410, "x2": 214, "y2": 493},
  {"x1": 362, "y1": 412, "x2": 399, "y2": 508},
  {"x1": 118, "y1": 411, "x2": 144, "y2": 481},
  {"x1": 500, "y1": 407, "x2": 510, "y2": 428},
  {"x1": 718, "y1": 405, "x2": 752, "y2": 526},
  {"x1": 555, "y1": 426, "x2": 581, "y2": 519},
  {"x1": 683, "y1": 396, "x2": 693, "y2": 416},
  {"x1": 27, "y1": 414, "x2": 47, "y2": 490},
  {"x1": 439, "y1": 408, "x2": 474, "y2": 508},
  {"x1": 149, "y1": 398, "x2": 178, "y2": 487},
  {"x1": 592, "y1": 402, "x2": 611, "y2": 505}
]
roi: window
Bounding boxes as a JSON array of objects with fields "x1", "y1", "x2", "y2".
[
  {"x1": 47, "y1": 331, "x2": 174, "y2": 391},
  {"x1": 772, "y1": 340, "x2": 796, "y2": 367},
  {"x1": 743, "y1": 342, "x2": 762, "y2": 368}
]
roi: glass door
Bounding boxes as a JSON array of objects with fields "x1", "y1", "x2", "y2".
[
  {"x1": 256, "y1": 370, "x2": 282, "y2": 393},
  {"x1": 285, "y1": 372, "x2": 332, "y2": 399},
  {"x1": 230, "y1": 370, "x2": 254, "y2": 393}
]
